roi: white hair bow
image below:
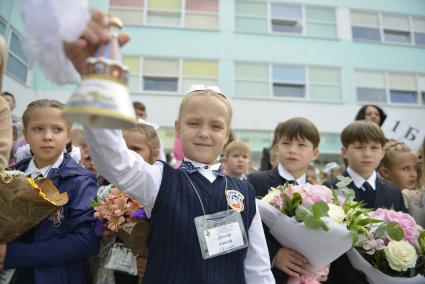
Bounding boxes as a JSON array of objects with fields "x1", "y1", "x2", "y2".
[
  {"x1": 187, "y1": 84, "x2": 223, "y2": 95},
  {"x1": 137, "y1": 118, "x2": 159, "y2": 129}
]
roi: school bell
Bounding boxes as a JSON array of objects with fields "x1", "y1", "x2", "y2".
[{"x1": 62, "y1": 17, "x2": 137, "y2": 129}]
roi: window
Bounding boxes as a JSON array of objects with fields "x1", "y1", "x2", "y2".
[
  {"x1": 309, "y1": 67, "x2": 341, "y2": 101},
  {"x1": 125, "y1": 57, "x2": 218, "y2": 93},
  {"x1": 235, "y1": 62, "x2": 341, "y2": 101},
  {"x1": 234, "y1": 2, "x2": 268, "y2": 33},
  {"x1": 235, "y1": 1, "x2": 336, "y2": 39},
  {"x1": 355, "y1": 71, "x2": 386, "y2": 102},
  {"x1": 419, "y1": 76, "x2": 425, "y2": 105},
  {"x1": 382, "y1": 14, "x2": 411, "y2": 44},
  {"x1": 6, "y1": 30, "x2": 29, "y2": 83},
  {"x1": 142, "y1": 58, "x2": 179, "y2": 92},
  {"x1": 388, "y1": 73, "x2": 417, "y2": 103},
  {"x1": 305, "y1": 6, "x2": 337, "y2": 38},
  {"x1": 351, "y1": 10, "x2": 424, "y2": 47},
  {"x1": 272, "y1": 65, "x2": 305, "y2": 97},
  {"x1": 234, "y1": 63, "x2": 269, "y2": 98},
  {"x1": 351, "y1": 11, "x2": 380, "y2": 41},
  {"x1": 356, "y1": 70, "x2": 423, "y2": 105},
  {"x1": 413, "y1": 17, "x2": 425, "y2": 46},
  {"x1": 0, "y1": 17, "x2": 5, "y2": 35},
  {"x1": 109, "y1": 0, "x2": 219, "y2": 30},
  {"x1": 271, "y1": 4, "x2": 302, "y2": 34}
]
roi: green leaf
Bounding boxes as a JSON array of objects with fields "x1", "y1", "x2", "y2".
[
  {"x1": 319, "y1": 219, "x2": 329, "y2": 232},
  {"x1": 332, "y1": 190, "x2": 340, "y2": 206},
  {"x1": 304, "y1": 214, "x2": 321, "y2": 229},
  {"x1": 357, "y1": 218, "x2": 382, "y2": 226},
  {"x1": 295, "y1": 206, "x2": 310, "y2": 221},
  {"x1": 351, "y1": 231, "x2": 359, "y2": 247},
  {"x1": 385, "y1": 221, "x2": 404, "y2": 241},
  {"x1": 312, "y1": 201, "x2": 329, "y2": 218},
  {"x1": 375, "y1": 224, "x2": 386, "y2": 238}
]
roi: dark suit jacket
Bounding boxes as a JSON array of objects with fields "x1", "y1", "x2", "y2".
[
  {"x1": 323, "y1": 171, "x2": 407, "y2": 284},
  {"x1": 248, "y1": 167, "x2": 290, "y2": 284}
]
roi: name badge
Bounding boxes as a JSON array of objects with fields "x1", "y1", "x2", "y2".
[{"x1": 195, "y1": 209, "x2": 248, "y2": 259}]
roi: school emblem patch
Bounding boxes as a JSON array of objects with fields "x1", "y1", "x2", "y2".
[{"x1": 225, "y1": 190, "x2": 245, "y2": 212}]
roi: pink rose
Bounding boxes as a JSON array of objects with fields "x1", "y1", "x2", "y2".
[{"x1": 371, "y1": 209, "x2": 419, "y2": 246}]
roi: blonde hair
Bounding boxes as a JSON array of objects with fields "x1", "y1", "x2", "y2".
[
  {"x1": 223, "y1": 140, "x2": 251, "y2": 158},
  {"x1": 22, "y1": 99, "x2": 72, "y2": 129},
  {"x1": 379, "y1": 140, "x2": 413, "y2": 169},
  {"x1": 0, "y1": 36, "x2": 8, "y2": 90},
  {"x1": 123, "y1": 124, "x2": 160, "y2": 153},
  {"x1": 178, "y1": 89, "x2": 233, "y2": 126},
  {"x1": 418, "y1": 139, "x2": 425, "y2": 188}
]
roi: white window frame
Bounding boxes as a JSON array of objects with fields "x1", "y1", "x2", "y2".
[
  {"x1": 235, "y1": 0, "x2": 337, "y2": 39},
  {"x1": 109, "y1": 0, "x2": 219, "y2": 30},
  {"x1": 351, "y1": 9, "x2": 425, "y2": 48},
  {"x1": 356, "y1": 69, "x2": 423, "y2": 105},
  {"x1": 234, "y1": 61, "x2": 342, "y2": 102},
  {"x1": 6, "y1": 28, "x2": 30, "y2": 85},
  {"x1": 127, "y1": 57, "x2": 218, "y2": 95}
]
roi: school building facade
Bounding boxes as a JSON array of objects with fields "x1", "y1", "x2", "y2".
[{"x1": 2, "y1": 0, "x2": 425, "y2": 166}]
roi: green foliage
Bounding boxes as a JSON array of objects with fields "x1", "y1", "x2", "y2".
[
  {"x1": 295, "y1": 202, "x2": 330, "y2": 232},
  {"x1": 385, "y1": 221, "x2": 404, "y2": 241},
  {"x1": 88, "y1": 196, "x2": 104, "y2": 208}
]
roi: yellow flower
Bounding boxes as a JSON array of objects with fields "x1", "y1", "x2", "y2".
[{"x1": 384, "y1": 240, "x2": 417, "y2": 272}]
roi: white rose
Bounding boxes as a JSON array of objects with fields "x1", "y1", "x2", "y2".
[
  {"x1": 328, "y1": 204, "x2": 346, "y2": 224},
  {"x1": 261, "y1": 188, "x2": 281, "y2": 204},
  {"x1": 384, "y1": 240, "x2": 417, "y2": 272}
]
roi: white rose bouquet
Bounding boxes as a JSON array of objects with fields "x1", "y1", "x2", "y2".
[{"x1": 347, "y1": 208, "x2": 425, "y2": 284}]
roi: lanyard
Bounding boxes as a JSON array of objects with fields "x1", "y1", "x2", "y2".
[{"x1": 181, "y1": 170, "x2": 228, "y2": 215}]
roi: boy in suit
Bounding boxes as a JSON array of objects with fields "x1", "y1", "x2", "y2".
[
  {"x1": 248, "y1": 117, "x2": 320, "y2": 283},
  {"x1": 323, "y1": 121, "x2": 407, "y2": 284}
]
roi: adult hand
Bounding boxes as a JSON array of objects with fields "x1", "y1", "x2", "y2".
[
  {"x1": 273, "y1": 247, "x2": 309, "y2": 278},
  {"x1": 0, "y1": 244, "x2": 7, "y2": 271},
  {"x1": 64, "y1": 9, "x2": 130, "y2": 75}
]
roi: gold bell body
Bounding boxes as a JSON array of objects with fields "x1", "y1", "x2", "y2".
[{"x1": 63, "y1": 17, "x2": 137, "y2": 129}]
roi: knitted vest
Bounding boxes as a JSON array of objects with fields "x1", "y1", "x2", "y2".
[{"x1": 143, "y1": 163, "x2": 256, "y2": 284}]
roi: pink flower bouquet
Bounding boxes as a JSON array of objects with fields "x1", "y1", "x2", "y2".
[
  {"x1": 91, "y1": 186, "x2": 149, "y2": 257},
  {"x1": 347, "y1": 208, "x2": 425, "y2": 284},
  {"x1": 257, "y1": 183, "x2": 353, "y2": 283}
]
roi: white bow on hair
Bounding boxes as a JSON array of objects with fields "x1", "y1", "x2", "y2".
[
  {"x1": 187, "y1": 84, "x2": 223, "y2": 95},
  {"x1": 137, "y1": 118, "x2": 159, "y2": 130}
]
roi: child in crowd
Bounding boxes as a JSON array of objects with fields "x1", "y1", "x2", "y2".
[
  {"x1": 323, "y1": 121, "x2": 407, "y2": 284},
  {"x1": 123, "y1": 124, "x2": 160, "y2": 165},
  {"x1": 378, "y1": 140, "x2": 418, "y2": 190},
  {"x1": 84, "y1": 87, "x2": 274, "y2": 283},
  {"x1": 222, "y1": 140, "x2": 251, "y2": 180},
  {"x1": 322, "y1": 162, "x2": 344, "y2": 183},
  {"x1": 0, "y1": 99, "x2": 99, "y2": 283},
  {"x1": 133, "y1": 101, "x2": 147, "y2": 119},
  {"x1": 306, "y1": 164, "x2": 319, "y2": 185},
  {"x1": 92, "y1": 123, "x2": 161, "y2": 283},
  {"x1": 248, "y1": 117, "x2": 321, "y2": 283}
]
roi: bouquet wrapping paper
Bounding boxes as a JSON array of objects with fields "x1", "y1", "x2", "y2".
[
  {"x1": 0, "y1": 175, "x2": 68, "y2": 243},
  {"x1": 257, "y1": 199, "x2": 352, "y2": 268},
  {"x1": 347, "y1": 248, "x2": 425, "y2": 284}
]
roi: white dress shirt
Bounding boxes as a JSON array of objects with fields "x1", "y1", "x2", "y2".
[
  {"x1": 25, "y1": 153, "x2": 64, "y2": 178},
  {"x1": 347, "y1": 167, "x2": 377, "y2": 191},
  {"x1": 84, "y1": 127, "x2": 275, "y2": 284},
  {"x1": 277, "y1": 163, "x2": 307, "y2": 186}
]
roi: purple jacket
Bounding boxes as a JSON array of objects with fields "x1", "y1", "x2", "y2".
[{"x1": 5, "y1": 153, "x2": 100, "y2": 284}]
